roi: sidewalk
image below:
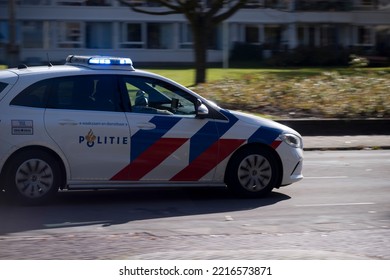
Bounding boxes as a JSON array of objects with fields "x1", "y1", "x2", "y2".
[{"x1": 303, "y1": 135, "x2": 390, "y2": 150}]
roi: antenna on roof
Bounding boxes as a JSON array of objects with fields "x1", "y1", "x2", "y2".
[{"x1": 46, "y1": 53, "x2": 53, "y2": 67}]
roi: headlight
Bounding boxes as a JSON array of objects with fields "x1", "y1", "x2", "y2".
[{"x1": 280, "y1": 133, "x2": 303, "y2": 148}]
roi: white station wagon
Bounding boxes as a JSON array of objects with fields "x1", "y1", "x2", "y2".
[{"x1": 0, "y1": 55, "x2": 303, "y2": 204}]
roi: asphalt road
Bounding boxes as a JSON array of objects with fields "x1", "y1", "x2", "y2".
[{"x1": 0, "y1": 150, "x2": 389, "y2": 260}]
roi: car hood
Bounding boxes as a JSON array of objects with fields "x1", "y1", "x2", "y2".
[{"x1": 229, "y1": 110, "x2": 301, "y2": 137}]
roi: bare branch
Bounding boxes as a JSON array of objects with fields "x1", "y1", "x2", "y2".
[
  {"x1": 117, "y1": 0, "x2": 184, "y2": 15},
  {"x1": 212, "y1": 0, "x2": 248, "y2": 24},
  {"x1": 205, "y1": 0, "x2": 226, "y2": 18}
]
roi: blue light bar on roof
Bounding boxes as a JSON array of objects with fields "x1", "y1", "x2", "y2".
[
  {"x1": 66, "y1": 55, "x2": 134, "y2": 70},
  {"x1": 89, "y1": 57, "x2": 111, "y2": 65}
]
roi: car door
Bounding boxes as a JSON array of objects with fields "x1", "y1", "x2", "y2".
[
  {"x1": 44, "y1": 75, "x2": 131, "y2": 182},
  {"x1": 111, "y1": 75, "x2": 243, "y2": 183}
]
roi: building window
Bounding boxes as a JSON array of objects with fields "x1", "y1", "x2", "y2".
[
  {"x1": 120, "y1": 22, "x2": 174, "y2": 49},
  {"x1": 20, "y1": 0, "x2": 50, "y2": 4},
  {"x1": 353, "y1": 0, "x2": 376, "y2": 10},
  {"x1": 360, "y1": 0, "x2": 374, "y2": 6},
  {"x1": 375, "y1": 25, "x2": 390, "y2": 56},
  {"x1": 86, "y1": 22, "x2": 113, "y2": 49},
  {"x1": 357, "y1": 26, "x2": 373, "y2": 45},
  {"x1": 22, "y1": 21, "x2": 43, "y2": 48},
  {"x1": 319, "y1": 25, "x2": 338, "y2": 46},
  {"x1": 245, "y1": 25, "x2": 260, "y2": 44},
  {"x1": 0, "y1": 21, "x2": 9, "y2": 45},
  {"x1": 57, "y1": 22, "x2": 82, "y2": 48},
  {"x1": 121, "y1": 23, "x2": 144, "y2": 48},
  {"x1": 208, "y1": 26, "x2": 222, "y2": 50},
  {"x1": 296, "y1": 0, "x2": 352, "y2": 11},
  {"x1": 56, "y1": 0, "x2": 112, "y2": 6},
  {"x1": 86, "y1": 0, "x2": 112, "y2": 5},
  {"x1": 147, "y1": 23, "x2": 174, "y2": 49},
  {"x1": 179, "y1": 23, "x2": 193, "y2": 49},
  {"x1": 264, "y1": 25, "x2": 282, "y2": 49},
  {"x1": 56, "y1": 0, "x2": 86, "y2": 5},
  {"x1": 297, "y1": 26, "x2": 305, "y2": 46}
]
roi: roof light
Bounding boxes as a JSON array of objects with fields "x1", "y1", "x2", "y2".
[
  {"x1": 89, "y1": 57, "x2": 111, "y2": 65},
  {"x1": 65, "y1": 55, "x2": 135, "y2": 70}
]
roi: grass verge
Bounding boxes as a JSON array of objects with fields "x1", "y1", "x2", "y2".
[{"x1": 146, "y1": 67, "x2": 390, "y2": 119}]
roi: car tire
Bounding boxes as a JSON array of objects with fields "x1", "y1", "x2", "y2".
[
  {"x1": 5, "y1": 149, "x2": 61, "y2": 205},
  {"x1": 226, "y1": 146, "x2": 280, "y2": 198}
]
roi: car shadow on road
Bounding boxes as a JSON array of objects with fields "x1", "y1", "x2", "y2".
[{"x1": 0, "y1": 187, "x2": 290, "y2": 235}]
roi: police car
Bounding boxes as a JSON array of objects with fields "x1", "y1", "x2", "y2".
[{"x1": 0, "y1": 55, "x2": 303, "y2": 204}]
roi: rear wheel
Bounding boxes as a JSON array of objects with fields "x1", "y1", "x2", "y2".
[
  {"x1": 5, "y1": 149, "x2": 61, "y2": 205},
  {"x1": 226, "y1": 146, "x2": 280, "y2": 197}
]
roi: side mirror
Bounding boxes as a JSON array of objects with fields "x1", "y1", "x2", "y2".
[{"x1": 196, "y1": 99, "x2": 209, "y2": 118}]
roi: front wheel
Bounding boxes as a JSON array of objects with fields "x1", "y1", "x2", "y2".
[
  {"x1": 226, "y1": 146, "x2": 280, "y2": 198},
  {"x1": 5, "y1": 149, "x2": 61, "y2": 205}
]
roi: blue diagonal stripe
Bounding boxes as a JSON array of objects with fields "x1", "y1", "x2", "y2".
[
  {"x1": 189, "y1": 110, "x2": 238, "y2": 162},
  {"x1": 131, "y1": 116, "x2": 181, "y2": 161},
  {"x1": 248, "y1": 126, "x2": 282, "y2": 145}
]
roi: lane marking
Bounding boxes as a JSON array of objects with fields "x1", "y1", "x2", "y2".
[
  {"x1": 304, "y1": 176, "x2": 348, "y2": 179},
  {"x1": 295, "y1": 202, "x2": 375, "y2": 207}
]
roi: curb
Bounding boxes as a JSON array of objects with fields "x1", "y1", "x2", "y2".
[
  {"x1": 303, "y1": 146, "x2": 390, "y2": 151},
  {"x1": 276, "y1": 119, "x2": 390, "y2": 136}
]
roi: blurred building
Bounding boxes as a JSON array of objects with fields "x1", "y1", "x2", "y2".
[{"x1": 0, "y1": 0, "x2": 389, "y2": 66}]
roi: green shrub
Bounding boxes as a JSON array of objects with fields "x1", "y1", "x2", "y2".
[
  {"x1": 349, "y1": 54, "x2": 369, "y2": 68},
  {"x1": 264, "y1": 46, "x2": 350, "y2": 67},
  {"x1": 194, "y1": 69, "x2": 390, "y2": 119},
  {"x1": 230, "y1": 42, "x2": 263, "y2": 63}
]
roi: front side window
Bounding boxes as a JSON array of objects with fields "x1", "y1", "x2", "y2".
[{"x1": 122, "y1": 76, "x2": 197, "y2": 116}]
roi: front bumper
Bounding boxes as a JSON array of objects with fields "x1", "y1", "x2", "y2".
[{"x1": 276, "y1": 142, "x2": 304, "y2": 186}]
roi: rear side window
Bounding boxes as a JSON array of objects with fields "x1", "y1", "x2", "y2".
[
  {"x1": 10, "y1": 80, "x2": 50, "y2": 108},
  {"x1": 0, "y1": 82, "x2": 7, "y2": 93},
  {"x1": 47, "y1": 75, "x2": 121, "y2": 112},
  {"x1": 10, "y1": 75, "x2": 122, "y2": 112}
]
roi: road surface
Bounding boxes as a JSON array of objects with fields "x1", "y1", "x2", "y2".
[{"x1": 0, "y1": 150, "x2": 389, "y2": 259}]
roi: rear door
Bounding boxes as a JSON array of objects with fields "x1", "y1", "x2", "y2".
[{"x1": 44, "y1": 75, "x2": 131, "y2": 182}]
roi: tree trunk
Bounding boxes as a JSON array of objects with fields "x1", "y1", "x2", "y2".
[
  {"x1": 7, "y1": 0, "x2": 19, "y2": 67},
  {"x1": 191, "y1": 15, "x2": 209, "y2": 85}
]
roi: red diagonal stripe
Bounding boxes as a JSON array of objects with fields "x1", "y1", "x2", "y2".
[
  {"x1": 111, "y1": 138, "x2": 187, "y2": 181},
  {"x1": 170, "y1": 139, "x2": 245, "y2": 181},
  {"x1": 271, "y1": 140, "x2": 282, "y2": 149}
]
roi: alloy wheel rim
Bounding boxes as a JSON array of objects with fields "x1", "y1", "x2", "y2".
[
  {"x1": 15, "y1": 159, "x2": 54, "y2": 198},
  {"x1": 238, "y1": 154, "x2": 272, "y2": 192}
]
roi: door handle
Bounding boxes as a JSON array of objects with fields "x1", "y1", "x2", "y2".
[
  {"x1": 137, "y1": 122, "x2": 156, "y2": 130},
  {"x1": 58, "y1": 119, "x2": 78, "y2": 126}
]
